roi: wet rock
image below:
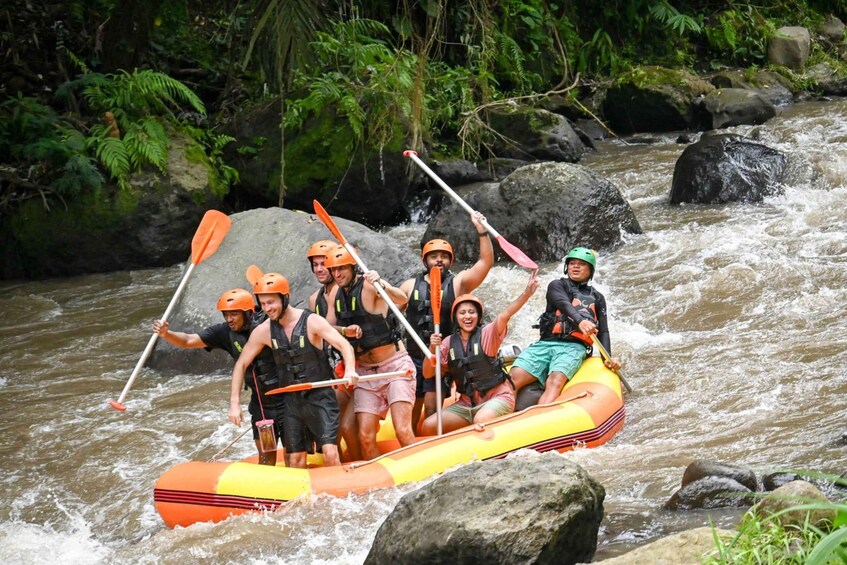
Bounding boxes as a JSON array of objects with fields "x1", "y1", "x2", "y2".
[
  {"x1": 591, "y1": 526, "x2": 734, "y2": 564},
  {"x1": 150, "y1": 207, "x2": 418, "y2": 373},
  {"x1": 767, "y1": 26, "x2": 811, "y2": 70},
  {"x1": 754, "y1": 480, "x2": 836, "y2": 529},
  {"x1": 477, "y1": 158, "x2": 531, "y2": 181},
  {"x1": 682, "y1": 460, "x2": 758, "y2": 492},
  {"x1": 669, "y1": 134, "x2": 787, "y2": 204},
  {"x1": 803, "y1": 63, "x2": 847, "y2": 96},
  {"x1": 676, "y1": 134, "x2": 693, "y2": 144},
  {"x1": 487, "y1": 106, "x2": 588, "y2": 163},
  {"x1": 762, "y1": 471, "x2": 803, "y2": 491},
  {"x1": 699, "y1": 88, "x2": 776, "y2": 130},
  {"x1": 365, "y1": 452, "x2": 605, "y2": 565},
  {"x1": 424, "y1": 162, "x2": 641, "y2": 264},
  {"x1": 430, "y1": 159, "x2": 490, "y2": 186},
  {"x1": 665, "y1": 476, "x2": 755, "y2": 510},
  {"x1": 573, "y1": 118, "x2": 607, "y2": 141}
]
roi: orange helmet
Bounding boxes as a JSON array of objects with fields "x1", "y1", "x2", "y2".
[
  {"x1": 306, "y1": 240, "x2": 337, "y2": 260},
  {"x1": 451, "y1": 293, "x2": 484, "y2": 323},
  {"x1": 421, "y1": 239, "x2": 454, "y2": 265},
  {"x1": 253, "y1": 272, "x2": 290, "y2": 295},
  {"x1": 324, "y1": 245, "x2": 357, "y2": 269},
  {"x1": 216, "y1": 288, "x2": 254, "y2": 312}
]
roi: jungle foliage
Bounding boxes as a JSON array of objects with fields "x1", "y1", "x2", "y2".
[{"x1": 2, "y1": 0, "x2": 846, "y2": 213}]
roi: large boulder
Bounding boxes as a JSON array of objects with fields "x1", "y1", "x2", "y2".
[
  {"x1": 224, "y1": 100, "x2": 424, "y2": 226},
  {"x1": 681, "y1": 460, "x2": 758, "y2": 492},
  {"x1": 149, "y1": 207, "x2": 419, "y2": 373},
  {"x1": 767, "y1": 26, "x2": 811, "y2": 70},
  {"x1": 423, "y1": 162, "x2": 641, "y2": 264},
  {"x1": 593, "y1": 527, "x2": 733, "y2": 564},
  {"x1": 699, "y1": 88, "x2": 776, "y2": 130},
  {"x1": 602, "y1": 66, "x2": 715, "y2": 133},
  {"x1": 487, "y1": 106, "x2": 588, "y2": 163},
  {"x1": 2, "y1": 133, "x2": 223, "y2": 280},
  {"x1": 665, "y1": 476, "x2": 755, "y2": 510},
  {"x1": 819, "y1": 15, "x2": 846, "y2": 43},
  {"x1": 803, "y1": 62, "x2": 847, "y2": 96},
  {"x1": 669, "y1": 134, "x2": 787, "y2": 204},
  {"x1": 710, "y1": 70, "x2": 794, "y2": 106},
  {"x1": 365, "y1": 452, "x2": 606, "y2": 565}
]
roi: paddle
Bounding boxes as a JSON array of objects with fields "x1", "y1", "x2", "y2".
[
  {"x1": 265, "y1": 369, "x2": 413, "y2": 395},
  {"x1": 109, "y1": 210, "x2": 232, "y2": 411},
  {"x1": 245, "y1": 264, "x2": 263, "y2": 286},
  {"x1": 404, "y1": 150, "x2": 538, "y2": 270},
  {"x1": 590, "y1": 335, "x2": 633, "y2": 393},
  {"x1": 312, "y1": 199, "x2": 433, "y2": 359},
  {"x1": 429, "y1": 266, "x2": 444, "y2": 435}
]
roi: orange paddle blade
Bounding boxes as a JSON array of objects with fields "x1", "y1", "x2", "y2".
[
  {"x1": 245, "y1": 264, "x2": 263, "y2": 286},
  {"x1": 429, "y1": 266, "x2": 442, "y2": 326},
  {"x1": 495, "y1": 235, "x2": 538, "y2": 270},
  {"x1": 191, "y1": 210, "x2": 232, "y2": 265},
  {"x1": 313, "y1": 200, "x2": 347, "y2": 245}
]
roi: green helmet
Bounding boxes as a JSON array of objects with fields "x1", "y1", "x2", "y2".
[{"x1": 565, "y1": 247, "x2": 597, "y2": 277}]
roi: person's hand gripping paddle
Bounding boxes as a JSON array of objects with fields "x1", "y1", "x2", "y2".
[
  {"x1": 429, "y1": 266, "x2": 444, "y2": 435},
  {"x1": 404, "y1": 150, "x2": 537, "y2": 270},
  {"x1": 590, "y1": 335, "x2": 633, "y2": 393},
  {"x1": 109, "y1": 210, "x2": 232, "y2": 411},
  {"x1": 312, "y1": 199, "x2": 433, "y2": 359}
]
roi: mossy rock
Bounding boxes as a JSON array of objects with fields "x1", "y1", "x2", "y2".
[{"x1": 602, "y1": 66, "x2": 715, "y2": 133}]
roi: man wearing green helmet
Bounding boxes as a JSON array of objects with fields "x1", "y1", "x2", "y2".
[{"x1": 509, "y1": 247, "x2": 621, "y2": 405}]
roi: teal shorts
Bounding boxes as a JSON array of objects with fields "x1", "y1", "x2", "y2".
[{"x1": 511, "y1": 340, "x2": 587, "y2": 385}]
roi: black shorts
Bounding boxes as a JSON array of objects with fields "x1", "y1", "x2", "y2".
[
  {"x1": 282, "y1": 387, "x2": 340, "y2": 453},
  {"x1": 248, "y1": 397, "x2": 285, "y2": 442},
  {"x1": 412, "y1": 354, "x2": 451, "y2": 398}
]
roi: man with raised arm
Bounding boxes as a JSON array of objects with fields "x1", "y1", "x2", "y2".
[
  {"x1": 325, "y1": 246, "x2": 416, "y2": 460},
  {"x1": 153, "y1": 288, "x2": 283, "y2": 465},
  {"x1": 230, "y1": 272, "x2": 358, "y2": 468},
  {"x1": 399, "y1": 211, "x2": 494, "y2": 429}
]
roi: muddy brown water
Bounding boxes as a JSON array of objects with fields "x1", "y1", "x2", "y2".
[{"x1": 1, "y1": 100, "x2": 846, "y2": 563}]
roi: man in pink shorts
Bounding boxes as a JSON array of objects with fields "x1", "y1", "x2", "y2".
[
  {"x1": 325, "y1": 245, "x2": 417, "y2": 460},
  {"x1": 421, "y1": 272, "x2": 539, "y2": 434}
]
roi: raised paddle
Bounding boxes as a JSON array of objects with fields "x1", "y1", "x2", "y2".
[
  {"x1": 109, "y1": 209, "x2": 232, "y2": 411},
  {"x1": 312, "y1": 199, "x2": 433, "y2": 359},
  {"x1": 430, "y1": 266, "x2": 444, "y2": 435},
  {"x1": 590, "y1": 334, "x2": 633, "y2": 393},
  {"x1": 265, "y1": 369, "x2": 413, "y2": 394},
  {"x1": 404, "y1": 150, "x2": 538, "y2": 270},
  {"x1": 245, "y1": 264, "x2": 263, "y2": 286}
]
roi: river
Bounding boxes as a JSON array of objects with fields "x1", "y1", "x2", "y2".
[{"x1": 1, "y1": 99, "x2": 846, "y2": 563}]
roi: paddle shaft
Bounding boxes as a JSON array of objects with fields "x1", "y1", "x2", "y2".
[
  {"x1": 434, "y1": 321, "x2": 444, "y2": 435},
  {"x1": 590, "y1": 335, "x2": 633, "y2": 393},
  {"x1": 343, "y1": 242, "x2": 433, "y2": 359},
  {"x1": 266, "y1": 370, "x2": 411, "y2": 394},
  {"x1": 405, "y1": 151, "x2": 502, "y2": 238},
  {"x1": 113, "y1": 261, "x2": 199, "y2": 406},
  {"x1": 429, "y1": 266, "x2": 444, "y2": 436}
]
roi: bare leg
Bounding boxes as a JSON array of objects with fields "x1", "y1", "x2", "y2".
[
  {"x1": 336, "y1": 389, "x2": 361, "y2": 461},
  {"x1": 321, "y1": 443, "x2": 341, "y2": 466},
  {"x1": 357, "y1": 412, "x2": 382, "y2": 460},
  {"x1": 388, "y1": 401, "x2": 416, "y2": 446},
  {"x1": 423, "y1": 391, "x2": 438, "y2": 418},
  {"x1": 509, "y1": 366, "x2": 539, "y2": 391},
  {"x1": 421, "y1": 410, "x2": 467, "y2": 435},
  {"x1": 411, "y1": 397, "x2": 425, "y2": 433},
  {"x1": 538, "y1": 371, "x2": 568, "y2": 404},
  {"x1": 472, "y1": 406, "x2": 504, "y2": 424},
  {"x1": 288, "y1": 451, "x2": 307, "y2": 469}
]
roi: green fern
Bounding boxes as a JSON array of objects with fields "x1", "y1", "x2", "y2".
[{"x1": 88, "y1": 128, "x2": 132, "y2": 190}]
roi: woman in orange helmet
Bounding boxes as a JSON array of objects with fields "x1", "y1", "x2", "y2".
[{"x1": 420, "y1": 271, "x2": 539, "y2": 434}]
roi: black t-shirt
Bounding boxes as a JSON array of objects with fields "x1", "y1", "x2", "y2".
[{"x1": 198, "y1": 322, "x2": 249, "y2": 360}]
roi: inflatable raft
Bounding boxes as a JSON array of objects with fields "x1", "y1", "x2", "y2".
[{"x1": 154, "y1": 357, "x2": 625, "y2": 528}]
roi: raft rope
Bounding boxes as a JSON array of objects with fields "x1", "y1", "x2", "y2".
[{"x1": 343, "y1": 390, "x2": 591, "y2": 471}]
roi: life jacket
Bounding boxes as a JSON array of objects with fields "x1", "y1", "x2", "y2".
[
  {"x1": 535, "y1": 278, "x2": 598, "y2": 349},
  {"x1": 334, "y1": 276, "x2": 401, "y2": 353},
  {"x1": 314, "y1": 288, "x2": 329, "y2": 318},
  {"x1": 405, "y1": 270, "x2": 455, "y2": 358},
  {"x1": 447, "y1": 327, "x2": 508, "y2": 404},
  {"x1": 269, "y1": 311, "x2": 335, "y2": 387},
  {"x1": 229, "y1": 313, "x2": 280, "y2": 401}
]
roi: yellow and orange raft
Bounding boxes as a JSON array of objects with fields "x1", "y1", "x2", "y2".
[{"x1": 154, "y1": 357, "x2": 625, "y2": 528}]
